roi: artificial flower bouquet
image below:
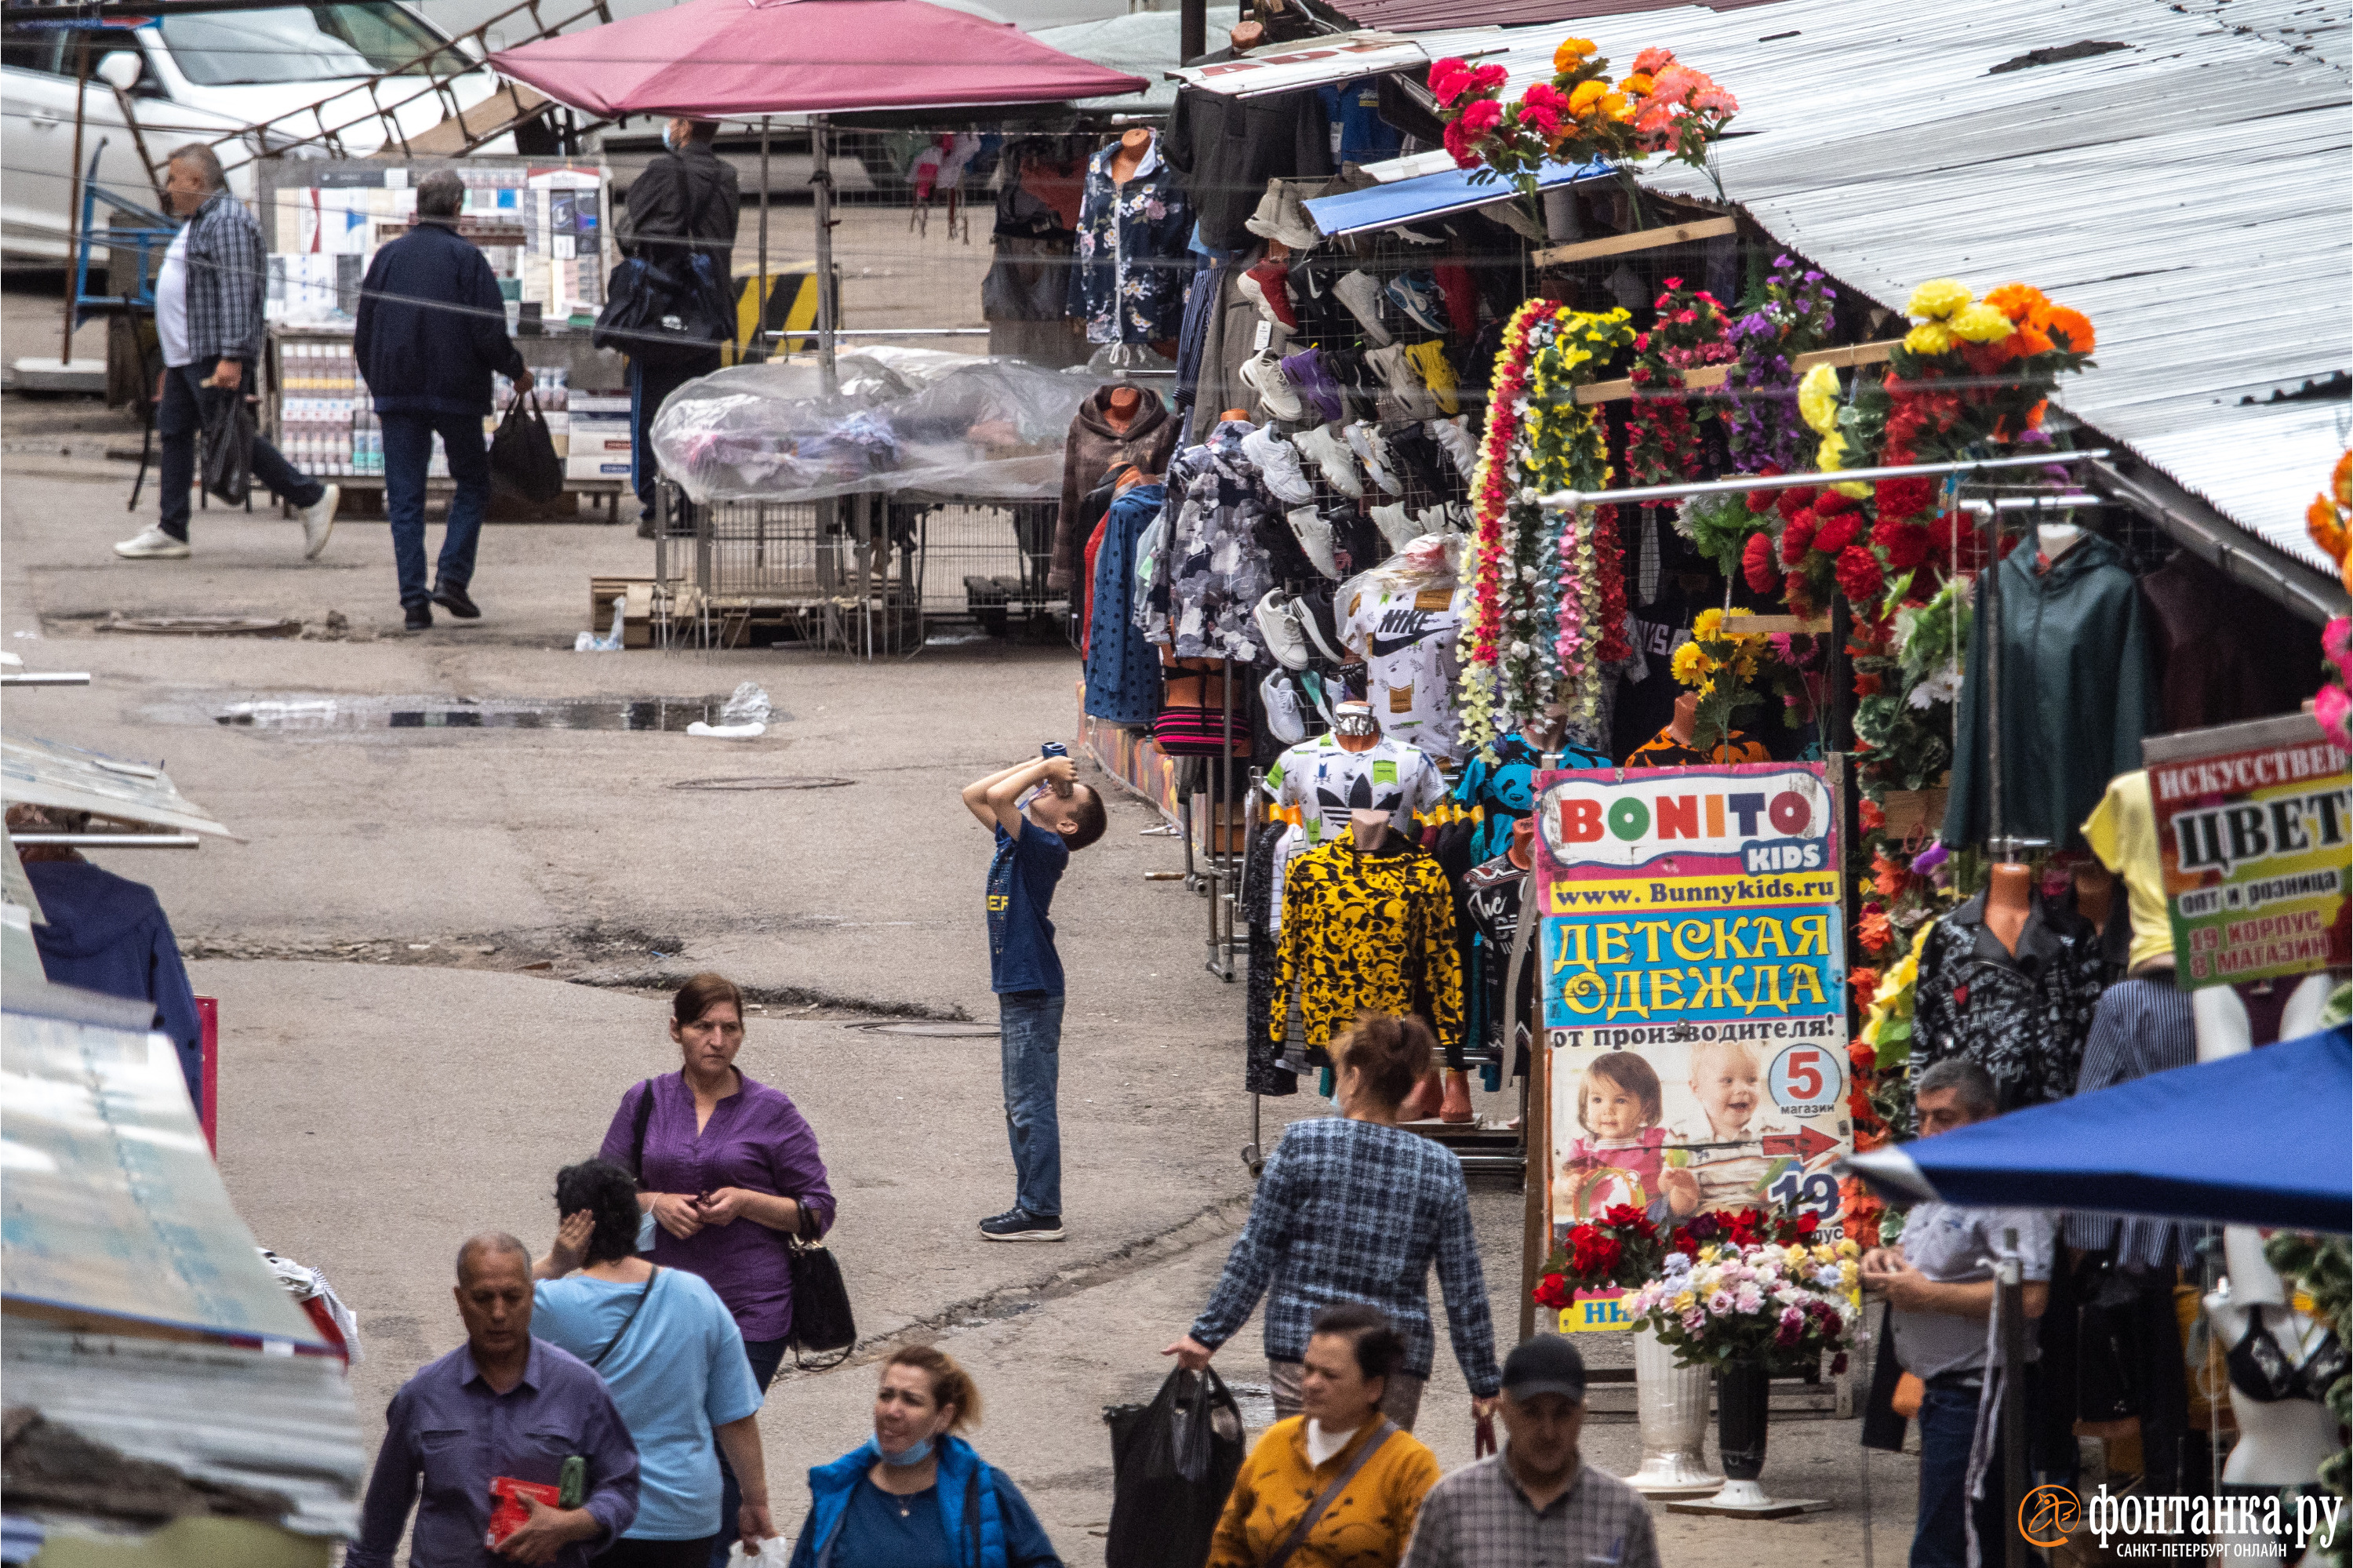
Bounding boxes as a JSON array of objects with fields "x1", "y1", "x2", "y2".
[
  {"x1": 1429, "y1": 38, "x2": 1736, "y2": 210},
  {"x1": 2308, "y1": 452, "x2": 2351, "y2": 748},
  {"x1": 1627, "y1": 1213, "x2": 1862, "y2": 1373},
  {"x1": 1534, "y1": 1203, "x2": 1666, "y2": 1308},
  {"x1": 1667, "y1": 606, "x2": 1784, "y2": 753}
]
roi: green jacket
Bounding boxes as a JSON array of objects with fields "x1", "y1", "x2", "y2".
[{"x1": 1943, "y1": 533, "x2": 2154, "y2": 853}]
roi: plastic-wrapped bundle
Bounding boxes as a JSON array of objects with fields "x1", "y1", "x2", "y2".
[{"x1": 649, "y1": 346, "x2": 1100, "y2": 505}]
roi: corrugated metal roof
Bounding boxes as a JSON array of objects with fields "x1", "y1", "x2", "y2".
[
  {"x1": 3, "y1": 1323, "x2": 363, "y2": 1539},
  {"x1": 1323, "y1": 0, "x2": 1781, "y2": 42},
  {"x1": 0, "y1": 733, "x2": 238, "y2": 839},
  {"x1": 1402, "y1": 0, "x2": 2352, "y2": 576}
]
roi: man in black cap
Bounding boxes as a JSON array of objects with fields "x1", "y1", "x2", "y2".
[{"x1": 1400, "y1": 1336, "x2": 1659, "y2": 1568}]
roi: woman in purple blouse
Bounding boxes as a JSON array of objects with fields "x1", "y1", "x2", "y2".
[{"x1": 600, "y1": 971, "x2": 835, "y2": 1568}]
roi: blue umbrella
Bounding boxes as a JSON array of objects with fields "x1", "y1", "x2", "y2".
[{"x1": 1844, "y1": 1026, "x2": 2351, "y2": 1233}]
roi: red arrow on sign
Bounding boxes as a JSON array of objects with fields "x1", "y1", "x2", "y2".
[{"x1": 1761, "y1": 1126, "x2": 1839, "y2": 1163}]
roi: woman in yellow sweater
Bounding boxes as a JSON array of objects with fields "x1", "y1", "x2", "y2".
[{"x1": 1209, "y1": 1304, "x2": 1441, "y2": 1568}]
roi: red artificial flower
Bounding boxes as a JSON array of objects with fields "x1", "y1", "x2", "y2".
[
  {"x1": 1875, "y1": 475, "x2": 1934, "y2": 519},
  {"x1": 1961, "y1": 339, "x2": 2017, "y2": 377},
  {"x1": 1777, "y1": 486, "x2": 1817, "y2": 521},
  {"x1": 1459, "y1": 99, "x2": 1504, "y2": 136},
  {"x1": 1851, "y1": 966, "x2": 1882, "y2": 1011},
  {"x1": 1600, "y1": 1204, "x2": 1652, "y2": 1232},
  {"x1": 1429, "y1": 58, "x2": 1475, "y2": 105},
  {"x1": 1743, "y1": 531, "x2": 1782, "y2": 595},
  {"x1": 1533, "y1": 1271, "x2": 1574, "y2": 1308},
  {"x1": 1442, "y1": 119, "x2": 1476, "y2": 168},
  {"x1": 1858, "y1": 904, "x2": 1895, "y2": 953},
  {"x1": 1793, "y1": 1210, "x2": 1820, "y2": 1239},
  {"x1": 1812, "y1": 512, "x2": 1862, "y2": 556},
  {"x1": 1835, "y1": 544, "x2": 1884, "y2": 605},
  {"x1": 1470, "y1": 61, "x2": 1509, "y2": 91},
  {"x1": 1813, "y1": 489, "x2": 1857, "y2": 518},
  {"x1": 1855, "y1": 670, "x2": 1882, "y2": 697},
  {"x1": 1875, "y1": 518, "x2": 1932, "y2": 571},
  {"x1": 1859, "y1": 797, "x2": 1886, "y2": 831},
  {"x1": 1522, "y1": 101, "x2": 1562, "y2": 135},
  {"x1": 1780, "y1": 513, "x2": 1818, "y2": 565}
]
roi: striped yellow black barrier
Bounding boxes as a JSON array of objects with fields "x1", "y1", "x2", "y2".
[{"x1": 725, "y1": 271, "x2": 830, "y2": 364}]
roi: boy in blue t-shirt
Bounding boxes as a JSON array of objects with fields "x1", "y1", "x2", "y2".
[{"x1": 960, "y1": 751, "x2": 1107, "y2": 1242}]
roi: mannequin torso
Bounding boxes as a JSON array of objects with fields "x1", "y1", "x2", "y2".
[
  {"x1": 1984, "y1": 862, "x2": 2034, "y2": 956},
  {"x1": 1110, "y1": 128, "x2": 1151, "y2": 187},
  {"x1": 1104, "y1": 385, "x2": 1140, "y2": 434}
]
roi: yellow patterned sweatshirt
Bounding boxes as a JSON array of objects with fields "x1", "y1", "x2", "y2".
[
  {"x1": 1273, "y1": 835, "x2": 1462, "y2": 1055},
  {"x1": 1209, "y1": 1417, "x2": 1441, "y2": 1568}
]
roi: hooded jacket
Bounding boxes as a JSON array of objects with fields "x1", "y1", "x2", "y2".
[
  {"x1": 1943, "y1": 533, "x2": 2154, "y2": 853},
  {"x1": 1049, "y1": 384, "x2": 1177, "y2": 591},
  {"x1": 24, "y1": 859, "x2": 203, "y2": 1107},
  {"x1": 786, "y1": 1435, "x2": 1059, "y2": 1568}
]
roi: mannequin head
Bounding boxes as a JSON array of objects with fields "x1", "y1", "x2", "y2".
[
  {"x1": 1104, "y1": 384, "x2": 1141, "y2": 430},
  {"x1": 1118, "y1": 127, "x2": 1152, "y2": 151},
  {"x1": 1332, "y1": 701, "x2": 1380, "y2": 755},
  {"x1": 1669, "y1": 692, "x2": 1699, "y2": 747},
  {"x1": 1507, "y1": 813, "x2": 1536, "y2": 870},
  {"x1": 1348, "y1": 807, "x2": 1391, "y2": 851}
]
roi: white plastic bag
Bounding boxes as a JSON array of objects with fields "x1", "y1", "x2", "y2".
[{"x1": 729, "y1": 1538, "x2": 789, "y2": 1566}]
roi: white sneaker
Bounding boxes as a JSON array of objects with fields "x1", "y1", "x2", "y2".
[
  {"x1": 1333, "y1": 269, "x2": 1395, "y2": 347},
  {"x1": 1371, "y1": 502, "x2": 1418, "y2": 551},
  {"x1": 114, "y1": 526, "x2": 190, "y2": 560},
  {"x1": 300, "y1": 482, "x2": 340, "y2": 560},
  {"x1": 1294, "y1": 424, "x2": 1363, "y2": 498},
  {"x1": 1253, "y1": 590, "x2": 1312, "y2": 670},
  {"x1": 1367, "y1": 344, "x2": 1439, "y2": 422},
  {"x1": 1242, "y1": 426, "x2": 1315, "y2": 505},
  {"x1": 1238, "y1": 351, "x2": 1306, "y2": 423},
  {"x1": 1244, "y1": 178, "x2": 1322, "y2": 251},
  {"x1": 1345, "y1": 423, "x2": 1401, "y2": 497},
  {"x1": 1427, "y1": 416, "x2": 1481, "y2": 482},
  {"x1": 1287, "y1": 504, "x2": 1343, "y2": 579},
  {"x1": 1261, "y1": 670, "x2": 1307, "y2": 744},
  {"x1": 1414, "y1": 504, "x2": 1465, "y2": 540}
]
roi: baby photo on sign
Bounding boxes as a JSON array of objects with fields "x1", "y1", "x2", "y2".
[{"x1": 1551, "y1": 1036, "x2": 1844, "y2": 1237}]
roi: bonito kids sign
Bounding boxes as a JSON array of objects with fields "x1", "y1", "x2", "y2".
[{"x1": 1534, "y1": 763, "x2": 1851, "y2": 1253}]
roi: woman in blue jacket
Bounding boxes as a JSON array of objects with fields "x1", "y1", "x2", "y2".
[{"x1": 789, "y1": 1348, "x2": 1060, "y2": 1568}]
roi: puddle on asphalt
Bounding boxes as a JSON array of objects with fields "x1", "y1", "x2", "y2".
[{"x1": 203, "y1": 696, "x2": 785, "y2": 733}]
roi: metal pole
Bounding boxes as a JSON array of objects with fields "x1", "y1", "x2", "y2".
[
  {"x1": 1534, "y1": 449, "x2": 2111, "y2": 512},
  {"x1": 1984, "y1": 500, "x2": 2003, "y2": 848},
  {"x1": 811, "y1": 114, "x2": 836, "y2": 389},
  {"x1": 62, "y1": 33, "x2": 91, "y2": 367},
  {"x1": 1507, "y1": 876, "x2": 1544, "y2": 1342},
  {"x1": 755, "y1": 116, "x2": 770, "y2": 364},
  {"x1": 1998, "y1": 1229, "x2": 2028, "y2": 1568},
  {"x1": 1180, "y1": 0, "x2": 1206, "y2": 63}
]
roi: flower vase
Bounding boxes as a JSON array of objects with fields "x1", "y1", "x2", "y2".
[
  {"x1": 1624, "y1": 1323, "x2": 1722, "y2": 1497},
  {"x1": 1711, "y1": 1359, "x2": 1773, "y2": 1508}
]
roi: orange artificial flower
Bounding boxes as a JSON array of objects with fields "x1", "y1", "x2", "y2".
[
  {"x1": 1871, "y1": 853, "x2": 1910, "y2": 900},
  {"x1": 2027, "y1": 398, "x2": 2049, "y2": 429},
  {"x1": 1858, "y1": 906, "x2": 1894, "y2": 954},
  {"x1": 1619, "y1": 72, "x2": 1655, "y2": 96},
  {"x1": 1553, "y1": 36, "x2": 1598, "y2": 71},
  {"x1": 1568, "y1": 78, "x2": 1609, "y2": 115},
  {"x1": 2006, "y1": 323, "x2": 2054, "y2": 358},
  {"x1": 2311, "y1": 495, "x2": 2351, "y2": 566},
  {"x1": 2045, "y1": 305, "x2": 2096, "y2": 354},
  {"x1": 1602, "y1": 91, "x2": 1632, "y2": 122},
  {"x1": 1983, "y1": 282, "x2": 2051, "y2": 327},
  {"x1": 2334, "y1": 449, "x2": 2351, "y2": 508}
]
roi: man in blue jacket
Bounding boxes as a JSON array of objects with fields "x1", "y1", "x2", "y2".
[
  {"x1": 20, "y1": 846, "x2": 204, "y2": 1110},
  {"x1": 354, "y1": 169, "x2": 533, "y2": 631}
]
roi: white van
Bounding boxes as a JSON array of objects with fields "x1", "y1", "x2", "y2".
[{"x1": 3, "y1": 3, "x2": 505, "y2": 264}]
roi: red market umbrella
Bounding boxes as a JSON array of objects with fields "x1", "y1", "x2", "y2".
[{"x1": 488, "y1": 0, "x2": 1151, "y2": 118}]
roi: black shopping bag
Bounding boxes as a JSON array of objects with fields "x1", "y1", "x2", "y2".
[
  {"x1": 489, "y1": 391, "x2": 566, "y2": 504},
  {"x1": 1103, "y1": 1366, "x2": 1245, "y2": 1568},
  {"x1": 200, "y1": 387, "x2": 254, "y2": 506}
]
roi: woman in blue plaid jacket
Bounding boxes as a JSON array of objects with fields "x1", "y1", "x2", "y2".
[{"x1": 1166, "y1": 1011, "x2": 1503, "y2": 1431}]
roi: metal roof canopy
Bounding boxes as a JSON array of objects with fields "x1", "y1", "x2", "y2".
[
  {"x1": 1168, "y1": 31, "x2": 1459, "y2": 96},
  {"x1": 0, "y1": 731, "x2": 238, "y2": 839},
  {"x1": 1306, "y1": 155, "x2": 1610, "y2": 236},
  {"x1": 1396, "y1": 0, "x2": 2352, "y2": 614}
]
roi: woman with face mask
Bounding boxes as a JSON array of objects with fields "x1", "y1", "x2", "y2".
[{"x1": 787, "y1": 1348, "x2": 1062, "y2": 1568}]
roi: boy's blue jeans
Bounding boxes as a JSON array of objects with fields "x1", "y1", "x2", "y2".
[{"x1": 998, "y1": 990, "x2": 1064, "y2": 1217}]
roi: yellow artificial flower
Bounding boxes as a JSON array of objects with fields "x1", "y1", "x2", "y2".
[
  {"x1": 1671, "y1": 1290, "x2": 1697, "y2": 1314},
  {"x1": 1840, "y1": 1260, "x2": 1860, "y2": 1286},
  {"x1": 1949, "y1": 301, "x2": 2015, "y2": 344},
  {"x1": 1670, "y1": 641, "x2": 1709, "y2": 686},
  {"x1": 1602, "y1": 92, "x2": 1633, "y2": 122},
  {"x1": 1797, "y1": 363, "x2": 1842, "y2": 435},
  {"x1": 1784, "y1": 1245, "x2": 1808, "y2": 1269},
  {"x1": 1693, "y1": 606, "x2": 1726, "y2": 638},
  {"x1": 1836, "y1": 1238, "x2": 1861, "y2": 1259},
  {"x1": 1811, "y1": 1244, "x2": 1836, "y2": 1265},
  {"x1": 1554, "y1": 36, "x2": 1598, "y2": 71},
  {"x1": 1907, "y1": 277, "x2": 1973, "y2": 321},
  {"x1": 1903, "y1": 320, "x2": 1956, "y2": 357},
  {"x1": 1819, "y1": 431, "x2": 1873, "y2": 499},
  {"x1": 1568, "y1": 78, "x2": 1609, "y2": 116},
  {"x1": 1618, "y1": 72, "x2": 1655, "y2": 96}
]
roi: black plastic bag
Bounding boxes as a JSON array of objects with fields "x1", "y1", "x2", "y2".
[
  {"x1": 1103, "y1": 1366, "x2": 1244, "y2": 1568},
  {"x1": 489, "y1": 391, "x2": 566, "y2": 504},
  {"x1": 593, "y1": 253, "x2": 733, "y2": 368},
  {"x1": 199, "y1": 387, "x2": 254, "y2": 506}
]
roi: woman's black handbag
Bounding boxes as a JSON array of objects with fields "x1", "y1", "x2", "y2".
[
  {"x1": 785, "y1": 1206, "x2": 856, "y2": 1369},
  {"x1": 489, "y1": 391, "x2": 566, "y2": 504}
]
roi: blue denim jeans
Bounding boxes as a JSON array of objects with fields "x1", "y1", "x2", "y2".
[
  {"x1": 709, "y1": 1334, "x2": 787, "y2": 1568},
  {"x1": 155, "y1": 358, "x2": 322, "y2": 540},
  {"x1": 1912, "y1": 1382, "x2": 2009, "y2": 1568},
  {"x1": 380, "y1": 409, "x2": 490, "y2": 609},
  {"x1": 998, "y1": 990, "x2": 1064, "y2": 1217}
]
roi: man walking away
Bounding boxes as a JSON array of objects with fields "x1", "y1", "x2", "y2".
[
  {"x1": 1402, "y1": 1337, "x2": 1660, "y2": 1568},
  {"x1": 354, "y1": 169, "x2": 533, "y2": 632},
  {"x1": 620, "y1": 118, "x2": 738, "y2": 536},
  {"x1": 116, "y1": 143, "x2": 338, "y2": 562},
  {"x1": 1862, "y1": 1058, "x2": 2053, "y2": 1568},
  {"x1": 348, "y1": 1233, "x2": 639, "y2": 1568}
]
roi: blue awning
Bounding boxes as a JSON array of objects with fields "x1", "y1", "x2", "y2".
[{"x1": 1304, "y1": 157, "x2": 1611, "y2": 238}]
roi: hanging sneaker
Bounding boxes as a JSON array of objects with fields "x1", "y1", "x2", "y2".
[
  {"x1": 1371, "y1": 501, "x2": 1417, "y2": 551},
  {"x1": 1385, "y1": 271, "x2": 1449, "y2": 337},
  {"x1": 1404, "y1": 340, "x2": 1460, "y2": 416},
  {"x1": 1238, "y1": 351, "x2": 1306, "y2": 423},
  {"x1": 1367, "y1": 344, "x2": 1439, "y2": 422},
  {"x1": 1427, "y1": 415, "x2": 1481, "y2": 482},
  {"x1": 1293, "y1": 424, "x2": 1363, "y2": 498},
  {"x1": 1346, "y1": 422, "x2": 1402, "y2": 496},
  {"x1": 1333, "y1": 269, "x2": 1395, "y2": 347},
  {"x1": 1242, "y1": 426, "x2": 1315, "y2": 504},
  {"x1": 113, "y1": 526, "x2": 190, "y2": 560},
  {"x1": 1253, "y1": 590, "x2": 1313, "y2": 670},
  {"x1": 1280, "y1": 347, "x2": 1344, "y2": 424},
  {"x1": 1261, "y1": 669, "x2": 1308, "y2": 743},
  {"x1": 1294, "y1": 583, "x2": 1350, "y2": 663},
  {"x1": 1238, "y1": 259, "x2": 1298, "y2": 331},
  {"x1": 1244, "y1": 178, "x2": 1322, "y2": 250},
  {"x1": 1286, "y1": 504, "x2": 1343, "y2": 579}
]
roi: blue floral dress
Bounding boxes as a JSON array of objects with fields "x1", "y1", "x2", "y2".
[{"x1": 1065, "y1": 138, "x2": 1194, "y2": 346}]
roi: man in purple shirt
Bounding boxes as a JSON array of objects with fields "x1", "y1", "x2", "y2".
[{"x1": 351, "y1": 1234, "x2": 639, "y2": 1567}]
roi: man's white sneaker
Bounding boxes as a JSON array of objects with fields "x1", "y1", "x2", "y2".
[
  {"x1": 1345, "y1": 422, "x2": 1402, "y2": 497},
  {"x1": 1294, "y1": 424, "x2": 1363, "y2": 498},
  {"x1": 1253, "y1": 590, "x2": 1313, "y2": 670},
  {"x1": 1427, "y1": 416, "x2": 1481, "y2": 482},
  {"x1": 1287, "y1": 505, "x2": 1344, "y2": 579},
  {"x1": 114, "y1": 526, "x2": 189, "y2": 560},
  {"x1": 300, "y1": 482, "x2": 340, "y2": 560},
  {"x1": 1371, "y1": 502, "x2": 1418, "y2": 551},
  {"x1": 1333, "y1": 269, "x2": 1395, "y2": 347},
  {"x1": 1238, "y1": 351, "x2": 1307, "y2": 424},
  {"x1": 1242, "y1": 426, "x2": 1315, "y2": 505}
]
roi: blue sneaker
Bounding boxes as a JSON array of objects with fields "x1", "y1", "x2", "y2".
[{"x1": 1385, "y1": 271, "x2": 1449, "y2": 337}]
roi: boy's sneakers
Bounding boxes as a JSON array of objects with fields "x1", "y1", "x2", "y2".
[{"x1": 980, "y1": 1209, "x2": 1065, "y2": 1242}]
